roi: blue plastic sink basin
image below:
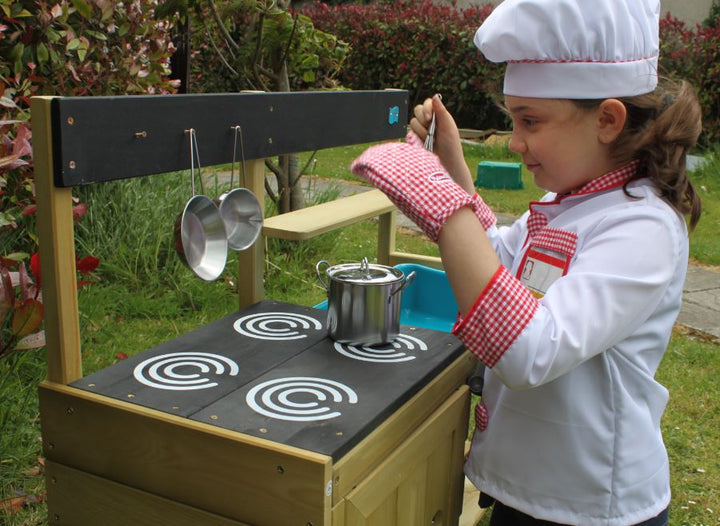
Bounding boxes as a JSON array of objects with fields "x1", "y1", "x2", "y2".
[{"x1": 314, "y1": 263, "x2": 458, "y2": 333}]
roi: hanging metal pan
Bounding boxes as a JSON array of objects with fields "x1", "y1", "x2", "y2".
[
  {"x1": 217, "y1": 126, "x2": 263, "y2": 251},
  {"x1": 219, "y1": 188, "x2": 263, "y2": 251},
  {"x1": 174, "y1": 128, "x2": 228, "y2": 281}
]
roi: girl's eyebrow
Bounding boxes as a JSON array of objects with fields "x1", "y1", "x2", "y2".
[{"x1": 505, "y1": 104, "x2": 531, "y2": 114}]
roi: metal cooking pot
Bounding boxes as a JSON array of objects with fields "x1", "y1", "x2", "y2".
[{"x1": 316, "y1": 257, "x2": 416, "y2": 345}]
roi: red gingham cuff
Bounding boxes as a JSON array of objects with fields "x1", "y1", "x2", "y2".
[
  {"x1": 452, "y1": 266, "x2": 539, "y2": 368},
  {"x1": 470, "y1": 193, "x2": 496, "y2": 231},
  {"x1": 475, "y1": 401, "x2": 489, "y2": 432}
]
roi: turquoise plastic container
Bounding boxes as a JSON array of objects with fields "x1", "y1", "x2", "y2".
[
  {"x1": 314, "y1": 264, "x2": 457, "y2": 333},
  {"x1": 476, "y1": 161, "x2": 523, "y2": 189}
]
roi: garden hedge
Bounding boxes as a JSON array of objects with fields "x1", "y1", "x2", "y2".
[{"x1": 300, "y1": 0, "x2": 720, "y2": 147}]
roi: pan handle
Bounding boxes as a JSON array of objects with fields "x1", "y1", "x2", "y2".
[
  {"x1": 390, "y1": 270, "x2": 416, "y2": 299},
  {"x1": 315, "y1": 260, "x2": 330, "y2": 291}
]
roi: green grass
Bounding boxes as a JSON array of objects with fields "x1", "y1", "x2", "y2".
[
  {"x1": 686, "y1": 151, "x2": 720, "y2": 266},
  {"x1": 1, "y1": 141, "x2": 719, "y2": 525}
]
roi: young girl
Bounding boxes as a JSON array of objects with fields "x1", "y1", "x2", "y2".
[{"x1": 350, "y1": 0, "x2": 702, "y2": 524}]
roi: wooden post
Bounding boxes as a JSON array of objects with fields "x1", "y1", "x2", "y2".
[
  {"x1": 31, "y1": 97, "x2": 83, "y2": 383},
  {"x1": 377, "y1": 210, "x2": 397, "y2": 266},
  {"x1": 237, "y1": 159, "x2": 266, "y2": 309}
]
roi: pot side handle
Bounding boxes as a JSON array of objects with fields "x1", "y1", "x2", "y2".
[
  {"x1": 315, "y1": 260, "x2": 331, "y2": 291},
  {"x1": 390, "y1": 270, "x2": 416, "y2": 299}
]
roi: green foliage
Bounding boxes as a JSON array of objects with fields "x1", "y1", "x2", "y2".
[
  {"x1": 1, "y1": 0, "x2": 178, "y2": 359},
  {"x1": 301, "y1": 1, "x2": 720, "y2": 144},
  {"x1": 298, "y1": 0, "x2": 507, "y2": 130},
  {"x1": 187, "y1": 0, "x2": 347, "y2": 93},
  {"x1": 73, "y1": 172, "x2": 190, "y2": 288},
  {"x1": 0, "y1": 349, "x2": 46, "y2": 523},
  {"x1": 644, "y1": 12, "x2": 720, "y2": 147},
  {"x1": 0, "y1": 119, "x2": 34, "y2": 257},
  {"x1": 0, "y1": 0, "x2": 178, "y2": 105},
  {"x1": 704, "y1": 0, "x2": 720, "y2": 28},
  {"x1": 0, "y1": 0, "x2": 179, "y2": 261}
]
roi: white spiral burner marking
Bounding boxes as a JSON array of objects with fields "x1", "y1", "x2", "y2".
[
  {"x1": 333, "y1": 334, "x2": 428, "y2": 363},
  {"x1": 133, "y1": 352, "x2": 239, "y2": 391},
  {"x1": 246, "y1": 377, "x2": 358, "y2": 422},
  {"x1": 233, "y1": 312, "x2": 323, "y2": 340}
]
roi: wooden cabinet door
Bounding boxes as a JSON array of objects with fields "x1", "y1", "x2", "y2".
[{"x1": 336, "y1": 386, "x2": 469, "y2": 526}]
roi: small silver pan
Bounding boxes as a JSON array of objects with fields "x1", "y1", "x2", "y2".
[
  {"x1": 174, "y1": 129, "x2": 228, "y2": 281},
  {"x1": 217, "y1": 126, "x2": 263, "y2": 251}
]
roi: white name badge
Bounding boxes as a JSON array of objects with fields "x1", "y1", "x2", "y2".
[{"x1": 518, "y1": 247, "x2": 571, "y2": 298}]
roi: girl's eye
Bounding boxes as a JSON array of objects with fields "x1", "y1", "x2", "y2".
[{"x1": 522, "y1": 118, "x2": 537, "y2": 127}]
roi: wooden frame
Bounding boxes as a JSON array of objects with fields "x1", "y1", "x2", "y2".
[
  {"x1": 31, "y1": 91, "x2": 469, "y2": 526},
  {"x1": 32, "y1": 90, "x2": 411, "y2": 383}
]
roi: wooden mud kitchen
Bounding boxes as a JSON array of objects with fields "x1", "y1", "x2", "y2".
[{"x1": 31, "y1": 91, "x2": 476, "y2": 526}]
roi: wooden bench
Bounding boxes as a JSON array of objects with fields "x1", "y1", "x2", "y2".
[{"x1": 262, "y1": 189, "x2": 394, "y2": 241}]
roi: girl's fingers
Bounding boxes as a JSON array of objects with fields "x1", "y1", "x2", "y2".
[{"x1": 409, "y1": 117, "x2": 428, "y2": 139}]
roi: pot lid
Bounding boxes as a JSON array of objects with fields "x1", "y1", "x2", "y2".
[{"x1": 327, "y1": 257, "x2": 404, "y2": 284}]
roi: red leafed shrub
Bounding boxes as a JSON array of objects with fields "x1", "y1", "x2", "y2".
[
  {"x1": 659, "y1": 12, "x2": 720, "y2": 147},
  {"x1": 0, "y1": 0, "x2": 178, "y2": 106},
  {"x1": 0, "y1": 0, "x2": 178, "y2": 357},
  {"x1": 298, "y1": 0, "x2": 507, "y2": 130},
  {"x1": 303, "y1": 2, "x2": 720, "y2": 144},
  {"x1": 689, "y1": 23, "x2": 720, "y2": 147}
]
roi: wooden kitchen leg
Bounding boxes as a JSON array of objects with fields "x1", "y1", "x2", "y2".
[
  {"x1": 238, "y1": 159, "x2": 266, "y2": 309},
  {"x1": 31, "y1": 96, "x2": 83, "y2": 384}
]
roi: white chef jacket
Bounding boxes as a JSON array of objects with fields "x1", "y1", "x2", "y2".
[{"x1": 457, "y1": 168, "x2": 686, "y2": 526}]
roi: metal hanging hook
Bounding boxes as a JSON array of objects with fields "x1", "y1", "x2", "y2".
[
  {"x1": 185, "y1": 128, "x2": 204, "y2": 196},
  {"x1": 231, "y1": 125, "x2": 248, "y2": 188}
]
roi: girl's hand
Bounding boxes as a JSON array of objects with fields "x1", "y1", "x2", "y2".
[
  {"x1": 350, "y1": 140, "x2": 495, "y2": 243},
  {"x1": 409, "y1": 95, "x2": 475, "y2": 194}
]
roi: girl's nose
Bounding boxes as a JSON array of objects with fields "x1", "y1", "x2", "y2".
[{"x1": 508, "y1": 132, "x2": 526, "y2": 153}]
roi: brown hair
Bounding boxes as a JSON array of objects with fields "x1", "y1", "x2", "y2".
[{"x1": 574, "y1": 79, "x2": 703, "y2": 231}]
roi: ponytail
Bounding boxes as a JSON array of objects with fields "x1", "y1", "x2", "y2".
[
  {"x1": 616, "y1": 80, "x2": 703, "y2": 231},
  {"x1": 573, "y1": 79, "x2": 703, "y2": 230}
]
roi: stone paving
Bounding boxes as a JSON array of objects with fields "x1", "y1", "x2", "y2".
[{"x1": 677, "y1": 265, "x2": 720, "y2": 341}]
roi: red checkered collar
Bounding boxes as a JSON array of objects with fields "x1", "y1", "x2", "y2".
[
  {"x1": 526, "y1": 160, "x2": 641, "y2": 238},
  {"x1": 559, "y1": 160, "x2": 641, "y2": 198}
]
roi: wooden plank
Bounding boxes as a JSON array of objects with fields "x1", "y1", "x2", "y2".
[
  {"x1": 448, "y1": 406, "x2": 471, "y2": 523},
  {"x1": 340, "y1": 386, "x2": 469, "y2": 524},
  {"x1": 45, "y1": 460, "x2": 250, "y2": 526},
  {"x1": 262, "y1": 189, "x2": 395, "y2": 241},
  {"x1": 331, "y1": 352, "x2": 474, "y2": 504},
  {"x1": 396, "y1": 463, "x2": 428, "y2": 525},
  {"x1": 424, "y1": 420, "x2": 456, "y2": 524},
  {"x1": 30, "y1": 97, "x2": 83, "y2": 383},
  {"x1": 388, "y1": 251, "x2": 443, "y2": 270},
  {"x1": 48, "y1": 90, "x2": 409, "y2": 187},
  {"x1": 39, "y1": 382, "x2": 333, "y2": 526},
  {"x1": 332, "y1": 499, "x2": 347, "y2": 526}
]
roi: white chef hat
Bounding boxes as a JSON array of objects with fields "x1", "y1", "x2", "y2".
[{"x1": 474, "y1": 0, "x2": 660, "y2": 99}]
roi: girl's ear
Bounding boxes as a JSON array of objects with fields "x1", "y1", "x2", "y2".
[{"x1": 597, "y1": 99, "x2": 627, "y2": 144}]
